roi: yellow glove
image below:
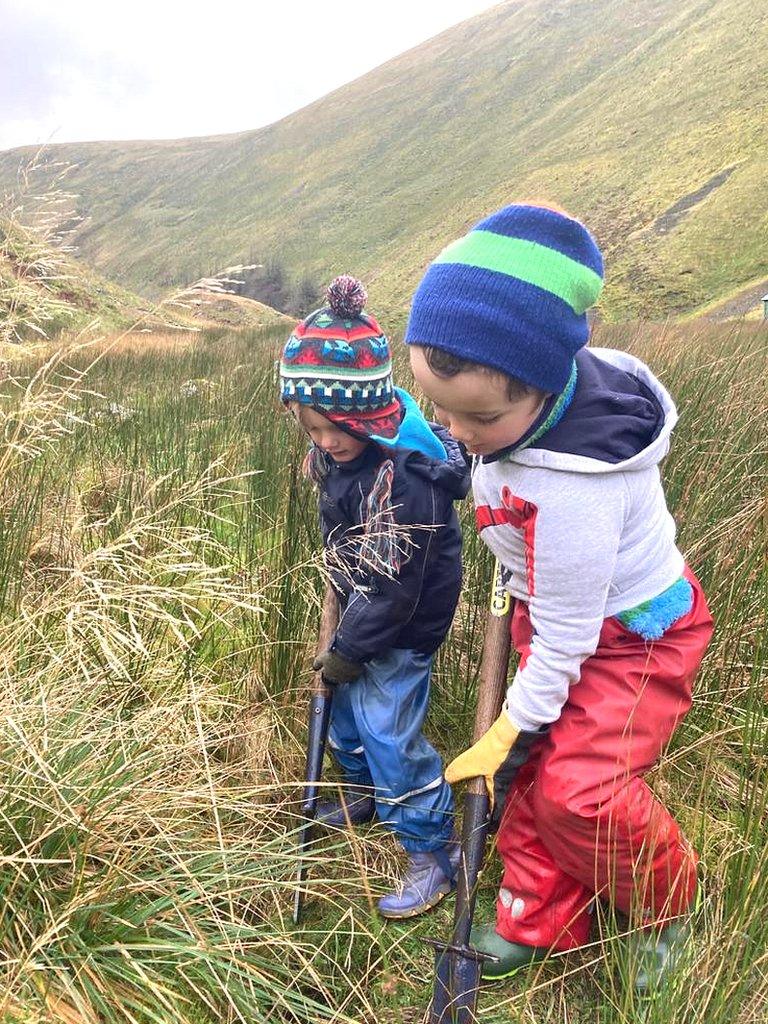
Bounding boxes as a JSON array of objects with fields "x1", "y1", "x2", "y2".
[{"x1": 445, "y1": 710, "x2": 544, "y2": 829}]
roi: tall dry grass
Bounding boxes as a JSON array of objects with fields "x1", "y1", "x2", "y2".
[{"x1": 0, "y1": 312, "x2": 765, "y2": 1023}]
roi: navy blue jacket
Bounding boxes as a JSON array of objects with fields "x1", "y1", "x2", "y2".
[{"x1": 317, "y1": 427, "x2": 470, "y2": 664}]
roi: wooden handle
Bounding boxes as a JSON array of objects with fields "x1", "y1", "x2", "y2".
[
  {"x1": 312, "y1": 584, "x2": 340, "y2": 696},
  {"x1": 315, "y1": 584, "x2": 339, "y2": 656},
  {"x1": 467, "y1": 562, "x2": 513, "y2": 793}
]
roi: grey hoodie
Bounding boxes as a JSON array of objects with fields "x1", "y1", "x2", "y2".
[{"x1": 472, "y1": 347, "x2": 685, "y2": 731}]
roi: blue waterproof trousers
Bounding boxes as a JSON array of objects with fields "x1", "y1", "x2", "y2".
[{"x1": 327, "y1": 648, "x2": 455, "y2": 852}]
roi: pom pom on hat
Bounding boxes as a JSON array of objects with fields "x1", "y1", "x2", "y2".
[
  {"x1": 279, "y1": 275, "x2": 402, "y2": 440},
  {"x1": 326, "y1": 275, "x2": 367, "y2": 318}
]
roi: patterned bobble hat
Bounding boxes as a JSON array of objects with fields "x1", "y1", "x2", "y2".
[
  {"x1": 404, "y1": 204, "x2": 604, "y2": 394},
  {"x1": 279, "y1": 275, "x2": 402, "y2": 440}
]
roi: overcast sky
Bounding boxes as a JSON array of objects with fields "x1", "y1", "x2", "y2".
[{"x1": 0, "y1": 0, "x2": 499, "y2": 152}]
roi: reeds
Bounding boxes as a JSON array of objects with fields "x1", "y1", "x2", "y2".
[{"x1": 0, "y1": 315, "x2": 765, "y2": 1022}]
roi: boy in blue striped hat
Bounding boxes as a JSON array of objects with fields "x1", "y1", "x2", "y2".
[
  {"x1": 405, "y1": 205, "x2": 713, "y2": 991},
  {"x1": 281, "y1": 275, "x2": 471, "y2": 918}
]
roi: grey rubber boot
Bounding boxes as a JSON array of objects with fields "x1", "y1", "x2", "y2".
[
  {"x1": 315, "y1": 785, "x2": 376, "y2": 828},
  {"x1": 378, "y1": 837, "x2": 461, "y2": 919}
]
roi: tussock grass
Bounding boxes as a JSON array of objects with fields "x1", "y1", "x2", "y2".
[{"x1": 0, "y1": 317, "x2": 765, "y2": 1022}]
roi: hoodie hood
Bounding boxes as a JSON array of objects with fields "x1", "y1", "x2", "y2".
[{"x1": 503, "y1": 347, "x2": 676, "y2": 474}]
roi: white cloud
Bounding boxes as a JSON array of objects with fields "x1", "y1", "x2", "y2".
[{"x1": 0, "y1": 0, "x2": 499, "y2": 150}]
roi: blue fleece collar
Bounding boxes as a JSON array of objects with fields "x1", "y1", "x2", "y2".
[{"x1": 371, "y1": 387, "x2": 448, "y2": 462}]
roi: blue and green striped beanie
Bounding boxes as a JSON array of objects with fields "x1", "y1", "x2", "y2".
[{"x1": 404, "y1": 204, "x2": 604, "y2": 394}]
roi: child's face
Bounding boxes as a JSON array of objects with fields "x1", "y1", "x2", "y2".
[
  {"x1": 409, "y1": 346, "x2": 547, "y2": 457},
  {"x1": 289, "y1": 404, "x2": 369, "y2": 462}
]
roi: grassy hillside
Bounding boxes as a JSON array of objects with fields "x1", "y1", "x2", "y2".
[
  {"x1": 1, "y1": 219, "x2": 133, "y2": 340},
  {"x1": 0, "y1": 217, "x2": 193, "y2": 342},
  {"x1": 175, "y1": 287, "x2": 296, "y2": 330},
  {"x1": 1, "y1": 322, "x2": 765, "y2": 1022},
  {"x1": 1, "y1": 0, "x2": 766, "y2": 320},
  {"x1": 0, "y1": 213, "x2": 292, "y2": 343}
]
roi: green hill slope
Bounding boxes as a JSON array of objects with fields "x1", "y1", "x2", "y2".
[
  {"x1": 1, "y1": 0, "x2": 765, "y2": 319},
  {"x1": 0, "y1": 218, "x2": 194, "y2": 342},
  {"x1": 0, "y1": 215, "x2": 291, "y2": 342}
]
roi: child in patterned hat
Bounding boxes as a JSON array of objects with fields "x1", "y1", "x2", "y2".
[
  {"x1": 405, "y1": 205, "x2": 714, "y2": 990},
  {"x1": 280, "y1": 275, "x2": 470, "y2": 918}
]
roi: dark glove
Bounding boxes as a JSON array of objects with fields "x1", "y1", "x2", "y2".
[
  {"x1": 444, "y1": 710, "x2": 546, "y2": 831},
  {"x1": 312, "y1": 649, "x2": 364, "y2": 685}
]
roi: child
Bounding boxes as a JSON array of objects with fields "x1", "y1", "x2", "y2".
[
  {"x1": 404, "y1": 205, "x2": 714, "y2": 987},
  {"x1": 280, "y1": 275, "x2": 470, "y2": 918}
]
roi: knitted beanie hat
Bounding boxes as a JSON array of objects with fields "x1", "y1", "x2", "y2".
[
  {"x1": 279, "y1": 275, "x2": 401, "y2": 440},
  {"x1": 404, "y1": 204, "x2": 604, "y2": 394}
]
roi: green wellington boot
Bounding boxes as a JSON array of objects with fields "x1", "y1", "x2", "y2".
[
  {"x1": 469, "y1": 922, "x2": 550, "y2": 980},
  {"x1": 625, "y1": 918, "x2": 693, "y2": 995}
]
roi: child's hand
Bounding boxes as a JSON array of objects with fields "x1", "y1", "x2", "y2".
[
  {"x1": 445, "y1": 711, "x2": 544, "y2": 828},
  {"x1": 312, "y1": 649, "x2": 364, "y2": 685}
]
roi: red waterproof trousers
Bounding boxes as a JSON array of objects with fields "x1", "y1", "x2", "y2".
[{"x1": 495, "y1": 567, "x2": 714, "y2": 950}]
